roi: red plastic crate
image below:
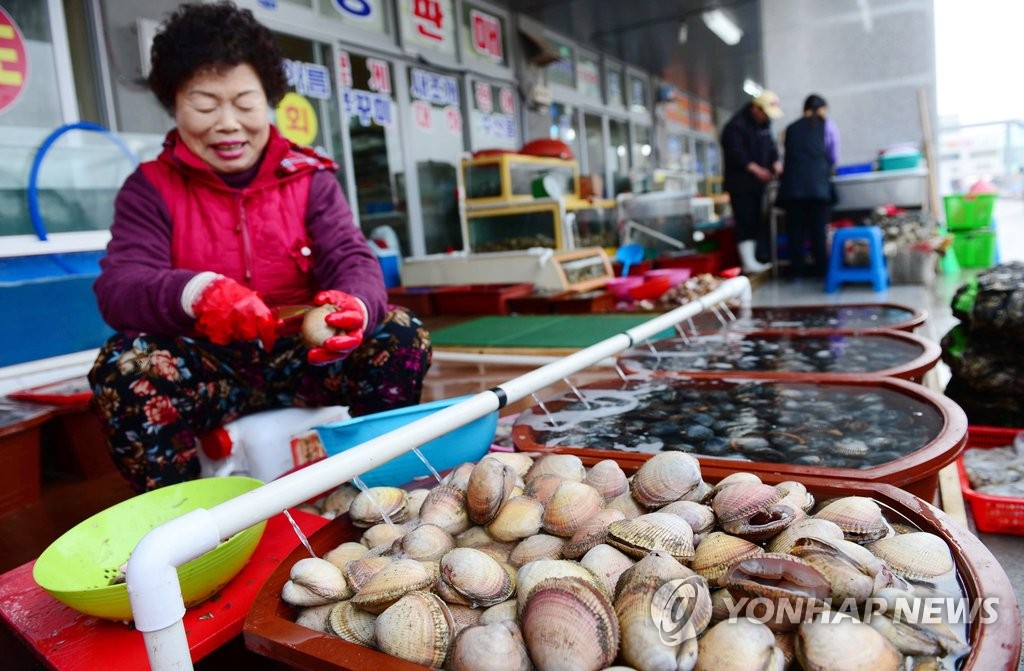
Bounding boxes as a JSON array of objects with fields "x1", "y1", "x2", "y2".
[
  {"x1": 957, "y1": 425, "x2": 1024, "y2": 535},
  {"x1": 654, "y1": 251, "x2": 722, "y2": 275}
]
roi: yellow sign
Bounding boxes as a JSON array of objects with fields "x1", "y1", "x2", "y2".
[{"x1": 275, "y1": 92, "x2": 318, "y2": 146}]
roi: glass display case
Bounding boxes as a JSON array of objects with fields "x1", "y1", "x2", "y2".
[{"x1": 460, "y1": 153, "x2": 618, "y2": 252}]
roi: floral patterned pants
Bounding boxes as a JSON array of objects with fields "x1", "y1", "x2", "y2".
[{"x1": 89, "y1": 307, "x2": 431, "y2": 492}]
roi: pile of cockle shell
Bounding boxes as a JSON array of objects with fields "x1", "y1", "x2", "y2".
[{"x1": 284, "y1": 452, "x2": 969, "y2": 671}]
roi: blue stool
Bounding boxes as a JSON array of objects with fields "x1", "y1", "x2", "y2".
[{"x1": 825, "y1": 226, "x2": 888, "y2": 293}]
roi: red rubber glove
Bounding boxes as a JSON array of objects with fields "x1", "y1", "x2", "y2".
[
  {"x1": 307, "y1": 289, "x2": 367, "y2": 365},
  {"x1": 192, "y1": 277, "x2": 279, "y2": 351}
]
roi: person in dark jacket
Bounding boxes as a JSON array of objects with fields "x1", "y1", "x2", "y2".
[
  {"x1": 776, "y1": 94, "x2": 841, "y2": 279},
  {"x1": 720, "y1": 90, "x2": 783, "y2": 274},
  {"x1": 89, "y1": 2, "x2": 432, "y2": 492}
]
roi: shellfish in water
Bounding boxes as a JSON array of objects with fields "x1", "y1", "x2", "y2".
[
  {"x1": 448, "y1": 621, "x2": 532, "y2": 671},
  {"x1": 280, "y1": 557, "x2": 351, "y2": 606},
  {"x1": 438, "y1": 547, "x2": 515, "y2": 608},
  {"x1": 694, "y1": 617, "x2": 786, "y2": 671},
  {"x1": 865, "y1": 531, "x2": 955, "y2": 581},
  {"x1": 521, "y1": 575, "x2": 619, "y2": 671},
  {"x1": 348, "y1": 486, "x2": 409, "y2": 528},
  {"x1": 795, "y1": 615, "x2": 901, "y2": 671},
  {"x1": 813, "y1": 496, "x2": 893, "y2": 543},
  {"x1": 374, "y1": 591, "x2": 454, "y2": 668}
]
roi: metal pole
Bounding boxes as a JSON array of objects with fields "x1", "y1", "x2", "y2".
[{"x1": 132, "y1": 276, "x2": 751, "y2": 669}]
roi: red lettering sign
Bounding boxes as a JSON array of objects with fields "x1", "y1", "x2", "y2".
[
  {"x1": 474, "y1": 82, "x2": 492, "y2": 113},
  {"x1": 499, "y1": 87, "x2": 515, "y2": 115},
  {"x1": 412, "y1": 100, "x2": 432, "y2": 130},
  {"x1": 0, "y1": 8, "x2": 28, "y2": 112},
  {"x1": 444, "y1": 106, "x2": 462, "y2": 134},
  {"x1": 413, "y1": 0, "x2": 444, "y2": 41},
  {"x1": 366, "y1": 58, "x2": 391, "y2": 94},
  {"x1": 470, "y1": 9, "x2": 502, "y2": 61},
  {"x1": 337, "y1": 51, "x2": 353, "y2": 89}
]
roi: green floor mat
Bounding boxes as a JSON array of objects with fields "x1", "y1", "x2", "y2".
[{"x1": 430, "y1": 314, "x2": 674, "y2": 349}]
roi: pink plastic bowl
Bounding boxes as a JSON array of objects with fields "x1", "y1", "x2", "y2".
[
  {"x1": 644, "y1": 268, "x2": 692, "y2": 286},
  {"x1": 606, "y1": 276, "x2": 644, "y2": 300}
]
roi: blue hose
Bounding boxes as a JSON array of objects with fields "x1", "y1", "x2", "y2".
[{"x1": 27, "y1": 121, "x2": 140, "y2": 241}]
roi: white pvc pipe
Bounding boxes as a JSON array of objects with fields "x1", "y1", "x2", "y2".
[
  {"x1": 132, "y1": 276, "x2": 750, "y2": 670},
  {"x1": 432, "y1": 350, "x2": 618, "y2": 368}
]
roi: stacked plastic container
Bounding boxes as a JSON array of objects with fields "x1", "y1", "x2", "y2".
[{"x1": 944, "y1": 194, "x2": 999, "y2": 268}]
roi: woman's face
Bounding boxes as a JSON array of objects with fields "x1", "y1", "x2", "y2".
[{"x1": 174, "y1": 63, "x2": 270, "y2": 174}]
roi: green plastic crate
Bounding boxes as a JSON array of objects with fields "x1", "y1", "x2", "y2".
[
  {"x1": 944, "y1": 194, "x2": 997, "y2": 231},
  {"x1": 952, "y1": 229, "x2": 997, "y2": 268}
]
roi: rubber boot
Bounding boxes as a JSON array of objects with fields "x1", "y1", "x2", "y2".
[{"x1": 738, "y1": 240, "x2": 772, "y2": 274}]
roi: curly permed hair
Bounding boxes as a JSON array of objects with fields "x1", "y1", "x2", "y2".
[{"x1": 148, "y1": 1, "x2": 287, "y2": 113}]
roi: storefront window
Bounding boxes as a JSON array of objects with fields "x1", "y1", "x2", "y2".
[
  {"x1": 584, "y1": 112, "x2": 605, "y2": 196},
  {"x1": 609, "y1": 118, "x2": 630, "y2": 194},
  {"x1": 546, "y1": 37, "x2": 574, "y2": 88},
  {"x1": 633, "y1": 124, "x2": 653, "y2": 192},
  {"x1": 407, "y1": 66, "x2": 463, "y2": 254},
  {"x1": 549, "y1": 102, "x2": 578, "y2": 160},
  {"x1": 628, "y1": 73, "x2": 649, "y2": 114},
  {"x1": 606, "y1": 65, "x2": 624, "y2": 108},
  {"x1": 318, "y1": 0, "x2": 389, "y2": 35},
  {"x1": 461, "y1": 3, "x2": 507, "y2": 68},
  {"x1": 339, "y1": 50, "x2": 410, "y2": 254},
  {"x1": 274, "y1": 36, "x2": 347, "y2": 196},
  {"x1": 577, "y1": 51, "x2": 601, "y2": 101},
  {"x1": 469, "y1": 78, "x2": 518, "y2": 151}
]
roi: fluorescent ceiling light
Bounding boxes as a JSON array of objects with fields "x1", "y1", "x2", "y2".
[
  {"x1": 743, "y1": 78, "x2": 763, "y2": 96},
  {"x1": 703, "y1": 9, "x2": 743, "y2": 46},
  {"x1": 677, "y1": 22, "x2": 688, "y2": 45}
]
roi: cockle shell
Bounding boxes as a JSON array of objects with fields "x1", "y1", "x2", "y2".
[
  {"x1": 392, "y1": 523, "x2": 454, "y2": 562},
  {"x1": 479, "y1": 599, "x2": 518, "y2": 625},
  {"x1": 579, "y1": 544, "x2": 636, "y2": 598},
  {"x1": 704, "y1": 472, "x2": 762, "y2": 503},
  {"x1": 321, "y1": 483, "x2": 359, "y2": 516},
  {"x1": 322, "y1": 541, "x2": 368, "y2": 570},
  {"x1": 543, "y1": 480, "x2": 604, "y2": 537},
  {"x1": 767, "y1": 517, "x2": 845, "y2": 554},
  {"x1": 585, "y1": 459, "x2": 629, "y2": 500},
  {"x1": 694, "y1": 617, "x2": 786, "y2": 671},
  {"x1": 406, "y1": 488, "x2": 430, "y2": 518},
  {"x1": 789, "y1": 536, "x2": 892, "y2": 603},
  {"x1": 605, "y1": 489, "x2": 646, "y2": 519},
  {"x1": 866, "y1": 532, "x2": 955, "y2": 581},
  {"x1": 720, "y1": 554, "x2": 830, "y2": 629},
  {"x1": 866, "y1": 587, "x2": 970, "y2": 658},
  {"x1": 656, "y1": 500, "x2": 716, "y2": 538},
  {"x1": 523, "y1": 474, "x2": 565, "y2": 506},
  {"x1": 563, "y1": 509, "x2": 626, "y2": 559},
  {"x1": 350, "y1": 558, "x2": 435, "y2": 614},
  {"x1": 418, "y1": 484, "x2": 470, "y2": 535},
  {"x1": 521, "y1": 576, "x2": 619, "y2": 671},
  {"x1": 487, "y1": 495, "x2": 545, "y2": 542},
  {"x1": 516, "y1": 559, "x2": 608, "y2": 615},
  {"x1": 614, "y1": 552, "x2": 703, "y2": 671},
  {"x1": 374, "y1": 591, "x2": 454, "y2": 668},
  {"x1": 361, "y1": 522, "x2": 406, "y2": 549},
  {"x1": 509, "y1": 533, "x2": 566, "y2": 568},
  {"x1": 483, "y1": 452, "x2": 535, "y2": 478},
  {"x1": 795, "y1": 615, "x2": 901, "y2": 671},
  {"x1": 295, "y1": 603, "x2": 334, "y2": 633},
  {"x1": 281, "y1": 557, "x2": 351, "y2": 606},
  {"x1": 524, "y1": 453, "x2": 586, "y2": 484},
  {"x1": 327, "y1": 600, "x2": 376, "y2": 647},
  {"x1": 439, "y1": 547, "x2": 515, "y2": 608},
  {"x1": 606, "y1": 512, "x2": 696, "y2": 562},
  {"x1": 467, "y1": 457, "x2": 517, "y2": 525},
  {"x1": 446, "y1": 603, "x2": 484, "y2": 635},
  {"x1": 441, "y1": 462, "x2": 476, "y2": 491},
  {"x1": 630, "y1": 451, "x2": 702, "y2": 508},
  {"x1": 813, "y1": 496, "x2": 893, "y2": 543},
  {"x1": 712, "y1": 481, "x2": 797, "y2": 541},
  {"x1": 348, "y1": 487, "x2": 409, "y2": 528},
  {"x1": 776, "y1": 480, "x2": 815, "y2": 513},
  {"x1": 448, "y1": 621, "x2": 532, "y2": 671},
  {"x1": 342, "y1": 555, "x2": 392, "y2": 593},
  {"x1": 301, "y1": 304, "x2": 339, "y2": 348},
  {"x1": 691, "y1": 531, "x2": 765, "y2": 583}
]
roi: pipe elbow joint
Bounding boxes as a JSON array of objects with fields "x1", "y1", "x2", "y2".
[{"x1": 126, "y1": 508, "x2": 221, "y2": 632}]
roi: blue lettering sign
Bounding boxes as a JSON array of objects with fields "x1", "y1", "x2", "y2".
[
  {"x1": 410, "y1": 69, "x2": 459, "y2": 106},
  {"x1": 304, "y1": 64, "x2": 331, "y2": 100},
  {"x1": 333, "y1": 0, "x2": 372, "y2": 17}
]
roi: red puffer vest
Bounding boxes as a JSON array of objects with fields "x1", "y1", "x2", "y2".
[{"x1": 141, "y1": 126, "x2": 337, "y2": 307}]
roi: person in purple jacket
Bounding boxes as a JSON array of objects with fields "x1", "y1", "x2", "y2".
[{"x1": 88, "y1": 1, "x2": 431, "y2": 492}]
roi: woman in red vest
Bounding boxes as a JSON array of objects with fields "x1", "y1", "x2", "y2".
[{"x1": 89, "y1": 1, "x2": 431, "y2": 492}]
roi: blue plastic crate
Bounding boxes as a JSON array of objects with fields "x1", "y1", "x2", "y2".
[{"x1": 314, "y1": 396, "x2": 499, "y2": 487}]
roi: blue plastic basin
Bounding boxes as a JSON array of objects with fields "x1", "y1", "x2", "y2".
[{"x1": 314, "y1": 396, "x2": 498, "y2": 487}]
